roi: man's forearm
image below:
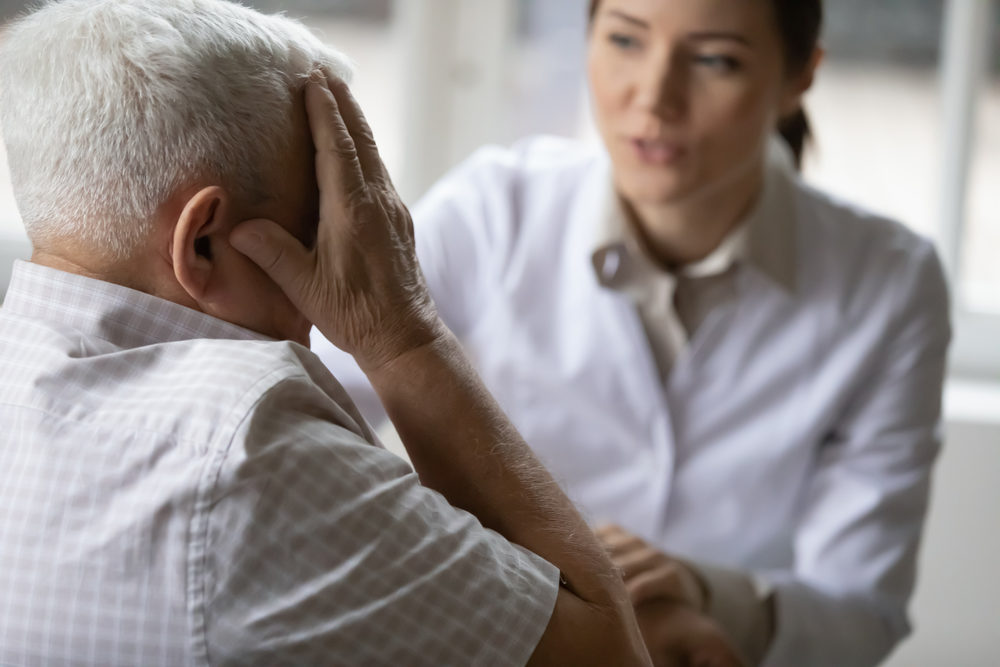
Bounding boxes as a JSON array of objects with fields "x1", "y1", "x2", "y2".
[
  {"x1": 230, "y1": 75, "x2": 653, "y2": 665},
  {"x1": 364, "y1": 328, "x2": 623, "y2": 609}
]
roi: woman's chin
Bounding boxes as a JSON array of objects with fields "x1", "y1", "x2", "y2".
[
  {"x1": 617, "y1": 177, "x2": 694, "y2": 209},
  {"x1": 611, "y1": 158, "x2": 697, "y2": 204}
]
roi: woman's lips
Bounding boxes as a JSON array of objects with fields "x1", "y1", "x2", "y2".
[{"x1": 630, "y1": 138, "x2": 687, "y2": 166}]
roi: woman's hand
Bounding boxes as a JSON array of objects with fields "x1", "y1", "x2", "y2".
[
  {"x1": 230, "y1": 73, "x2": 443, "y2": 372},
  {"x1": 597, "y1": 524, "x2": 708, "y2": 610},
  {"x1": 599, "y1": 525, "x2": 745, "y2": 666},
  {"x1": 634, "y1": 599, "x2": 745, "y2": 667}
]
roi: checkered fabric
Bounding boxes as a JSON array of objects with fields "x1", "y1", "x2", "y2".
[{"x1": 0, "y1": 260, "x2": 558, "y2": 666}]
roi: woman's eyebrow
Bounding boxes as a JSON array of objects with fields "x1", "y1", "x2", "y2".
[
  {"x1": 605, "y1": 9, "x2": 650, "y2": 29},
  {"x1": 686, "y1": 32, "x2": 752, "y2": 46}
]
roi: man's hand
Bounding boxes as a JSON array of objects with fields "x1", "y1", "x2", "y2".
[
  {"x1": 634, "y1": 599, "x2": 745, "y2": 667},
  {"x1": 228, "y1": 71, "x2": 654, "y2": 667},
  {"x1": 597, "y1": 524, "x2": 708, "y2": 610},
  {"x1": 230, "y1": 74, "x2": 442, "y2": 371}
]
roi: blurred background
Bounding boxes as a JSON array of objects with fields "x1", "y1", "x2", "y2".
[{"x1": 0, "y1": 1, "x2": 996, "y2": 664}]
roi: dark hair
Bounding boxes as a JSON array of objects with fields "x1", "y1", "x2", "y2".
[{"x1": 588, "y1": 0, "x2": 823, "y2": 169}]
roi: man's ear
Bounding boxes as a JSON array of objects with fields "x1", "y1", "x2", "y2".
[{"x1": 171, "y1": 186, "x2": 228, "y2": 301}]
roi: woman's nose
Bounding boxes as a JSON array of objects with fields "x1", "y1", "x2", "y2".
[{"x1": 635, "y1": 55, "x2": 688, "y2": 121}]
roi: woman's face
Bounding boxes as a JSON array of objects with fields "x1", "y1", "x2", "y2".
[{"x1": 587, "y1": 0, "x2": 810, "y2": 208}]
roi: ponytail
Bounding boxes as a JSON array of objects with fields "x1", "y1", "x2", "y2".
[{"x1": 778, "y1": 108, "x2": 811, "y2": 171}]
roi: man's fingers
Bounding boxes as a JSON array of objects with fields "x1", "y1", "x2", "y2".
[
  {"x1": 305, "y1": 79, "x2": 367, "y2": 205},
  {"x1": 327, "y1": 76, "x2": 390, "y2": 186},
  {"x1": 230, "y1": 218, "x2": 312, "y2": 298}
]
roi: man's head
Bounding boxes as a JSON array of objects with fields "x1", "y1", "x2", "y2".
[{"x1": 0, "y1": 0, "x2": 353, "y2": 344}]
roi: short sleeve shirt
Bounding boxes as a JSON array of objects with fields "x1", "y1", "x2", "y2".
[{"x1": 0, "y1": 261, "x2": 558, "y2": 666}]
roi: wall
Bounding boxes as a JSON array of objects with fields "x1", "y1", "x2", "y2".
[
  {"x1": 884, "y1": 408, "x2": 1000, "y2": 667},
  {"x1": 0, "y1": 234, "x2": 28, "y2": 300}
]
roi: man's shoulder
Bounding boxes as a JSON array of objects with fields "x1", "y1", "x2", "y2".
[
  {"x1": 142, "y1": 337, "x2": 360, "y2": 445},
  {"x1": 166, "y1": 336, "x2": 329, "y2": 386},
  {"x1": 0, "y1": 324, "x2": 357, "y2": 454}
]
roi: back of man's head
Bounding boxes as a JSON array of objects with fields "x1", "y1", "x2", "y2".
[{"x1": 0, "y1": 0, "x2": 352, "y2": 261}]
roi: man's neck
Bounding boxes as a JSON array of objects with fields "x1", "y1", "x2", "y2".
[
  {"x1": 31, "y1": 249, "x2": 126, "y2": 283},
  {"x1": 625, "y1": 165, "x2": 764, "y2": 270},
  {"x1": 31, "y1": 247, "x2": 197, "y2": 310}
]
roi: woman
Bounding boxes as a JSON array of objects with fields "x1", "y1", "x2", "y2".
[{"x1": 317, "y1": 1, "x2": 950, "y2": 665}]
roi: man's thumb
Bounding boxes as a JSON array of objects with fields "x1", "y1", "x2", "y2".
[{"x1": 230, "y1": 218, "x2": 309, "y2": 292}]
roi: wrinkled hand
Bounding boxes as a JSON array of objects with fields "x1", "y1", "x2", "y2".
[
  {"x1": 230, "y1": 74, "x2": 442, "y2": 371},
  {"x1": 597, "y1": 524, "x2": 708, "y2": 610},
  {"x1": 635, "y1": 599, "x2": 745, "y2": 667}
]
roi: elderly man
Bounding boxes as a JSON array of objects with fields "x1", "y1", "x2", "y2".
[{"x1": 0, "y1": 1, "x2": 742, "y2": 665}]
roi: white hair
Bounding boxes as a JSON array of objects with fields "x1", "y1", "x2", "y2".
[{"x1": 0, "y1": 0, "x2": 353, "y2": 259}]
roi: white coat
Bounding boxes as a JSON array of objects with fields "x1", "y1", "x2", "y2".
[{"x1": 315, "y1": 136, "x2": 951, "y2": 667}]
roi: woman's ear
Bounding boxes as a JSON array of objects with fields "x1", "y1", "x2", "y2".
[
  {"x1": 780, "y1": 46, "x2": 825, "y2": 117},
  {"x1": 171, "y1": 186, "x2": 228, "y2": 302}
]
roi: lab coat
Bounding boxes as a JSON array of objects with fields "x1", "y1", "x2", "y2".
[{"x1": 315, "y1": 136, "x2": 951, "y2": 667}]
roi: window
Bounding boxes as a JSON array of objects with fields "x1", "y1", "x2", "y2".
[
  {"x1": 802, "y1": 0, "x2": 999, "y2": 377},
  {"x1": 804, "y1": 1, "x2": 944, "y2": 240},
  {"x1": 939, "y1": 0, "x2": 1000, "y2": 377},
  {"x1": 962, "y1": 72, "x2": 999, "y2": 316}
]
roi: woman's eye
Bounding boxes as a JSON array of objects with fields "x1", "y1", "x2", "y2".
[
  {"x1": 693, "y1": 54, "x2": 741, "y2": 73},
  {"x1": 608, "y1": 33, "x2": 640, "y2": 51}
]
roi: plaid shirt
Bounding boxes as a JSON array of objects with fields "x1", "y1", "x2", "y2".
[{"x1": 0, "y1": 261, "x2": 558, "y2": 666}]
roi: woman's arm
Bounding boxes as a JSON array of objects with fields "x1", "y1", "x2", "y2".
[
  {"x1": 598, "y1": 238, "x2": 950, "y2": 667},
  {"x1": 763, "y1": 240, "x2": 950, "y2": 666}
]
